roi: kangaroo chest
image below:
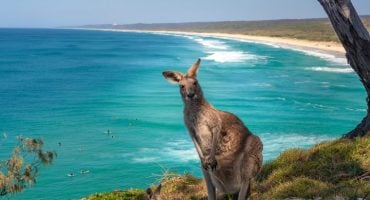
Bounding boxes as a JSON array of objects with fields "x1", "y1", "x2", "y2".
[
  {"x1": 185, "y1": 112, "x2": 215, "y2": 154},
  {"x1": 194, "y1": 125, "x2": 213, "y2": 151}
]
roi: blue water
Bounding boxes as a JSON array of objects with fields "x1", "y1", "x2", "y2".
[{"x1": 0, "y1": 28, "x2": 366, "y2": 199}]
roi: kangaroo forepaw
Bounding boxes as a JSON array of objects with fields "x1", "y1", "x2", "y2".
[{"x1": 203, "y1": 156, "x2": 217, "y2": 171}]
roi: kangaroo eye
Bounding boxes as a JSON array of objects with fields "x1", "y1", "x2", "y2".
[
  {"x1": 180, "y1": 85, "x2": 185, "y2": 89},
  {"x1": 193, "y1": 81, "x2": 197, "y2": 86}
]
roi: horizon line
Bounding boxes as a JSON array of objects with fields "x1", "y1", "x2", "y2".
[{"x1": 1, "y1": 15, "x2": 369, "y2": 29}]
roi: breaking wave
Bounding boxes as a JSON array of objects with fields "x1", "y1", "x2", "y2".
[
  {"x1": 130, "y1": 140, "x2": 198, "y2": 163},
  {"x1": 261, "y1": 132, "x2": 335, "y2": 161},
  {"x1": 186, "y1": 36, "x2": 264, "y2": 63},
  {"x1": 192, "y1": 38, "x2": 229, "y2": 50},
  {"x1": 305, "y1": 66, "x2": 354, "y2": 73},
  {"x1": 202, "y1": 51, "x2": 262, "y2": 63}
]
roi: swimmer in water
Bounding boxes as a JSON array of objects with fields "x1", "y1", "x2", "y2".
[
  {"x1": 67, "y1": 172, "x2": 75, "y2": 177},
  {"x1": 80, "y1": 170, "x2": 90, "y2": 174}
]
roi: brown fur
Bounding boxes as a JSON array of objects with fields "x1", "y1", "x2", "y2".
[
  {"x1": 163, "y1": 59, "x2": 263, "y2": 200},
  {"x1": 146, "y1": 184, "x2": 161, "y2": 200}
]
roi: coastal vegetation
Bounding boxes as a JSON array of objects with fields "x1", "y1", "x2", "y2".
[
  {"x1": 85, "y1": 133, "x2": 370, "y2": 199},
  {"x1": 81, "y1": 16, "x2": 370, "y2": 42},
  {"x1": 0, "y1": 137, "x2": 56, "y2": 196}
]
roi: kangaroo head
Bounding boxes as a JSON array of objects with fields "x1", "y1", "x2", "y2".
[
  {"x1": 146, "y1": 184, "x2": 161, "y2": 200},
  {"x1": 162, "y1": 58, "x2": 203, "y2": 102}
]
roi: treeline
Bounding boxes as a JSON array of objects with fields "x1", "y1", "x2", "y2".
[{"x1": 80, "y1": 16, "x2": 370, "y2": 42}]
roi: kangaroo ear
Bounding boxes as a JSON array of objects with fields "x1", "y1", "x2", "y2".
[
  {"x1": 154, "y1": 184, "x2": 162, "y2": 195},
  {"x1": 146, "y1": 187, "x2": 153, "y2": 197},
  {"x1": 162, "y1": 71, "x2": 184, "y2": 84},
  {"x1": 187, "y1": 58, "x2": 201, "y2": 78}
]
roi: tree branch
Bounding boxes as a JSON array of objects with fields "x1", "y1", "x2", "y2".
[{"x1": 318, "y1": 0, "x2": 370, "y2": 138}]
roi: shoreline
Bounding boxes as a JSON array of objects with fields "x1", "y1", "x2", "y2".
[
  {"x1": 155, "y1": 30, "x2": 346, "y2": 56},
  {"x1": 79, "y1": 28, "x2": 347, "y2": 60}
]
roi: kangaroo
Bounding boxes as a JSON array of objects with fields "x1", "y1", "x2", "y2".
[
  {"x1": 146, "y1": 184, "x2": 161, "y2": 200},
  {"x1": 162, "y1": 59, "x2": 263, "y2": 200}
]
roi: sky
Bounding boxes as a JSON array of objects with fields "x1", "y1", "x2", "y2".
[{"x1": 0, "y1": 0, "x2": 369, "y2": 28}]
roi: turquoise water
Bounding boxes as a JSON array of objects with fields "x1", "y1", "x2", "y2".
[{"x1": 0, "y1": 28, "x2": 366, "y2": 199}]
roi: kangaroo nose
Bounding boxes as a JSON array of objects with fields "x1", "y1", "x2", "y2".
[{"x1": 187, "y1": 93, "x2": 195, "y2": 98}]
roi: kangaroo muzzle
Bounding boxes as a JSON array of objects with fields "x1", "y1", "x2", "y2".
[
  {"x1": 187, "y1": 93, "x2": 195, "y2": 98},
  {"x1": 186, "y1": 88, "x2": 196, "y2": 98}
]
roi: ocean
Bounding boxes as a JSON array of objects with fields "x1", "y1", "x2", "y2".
[{"x1": 0, "y1": 28, "x2": 366, "y2": 199}]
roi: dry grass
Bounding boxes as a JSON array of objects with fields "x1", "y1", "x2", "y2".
[
  {"x1": 253, "y1": 135, "x2": 370, "y2": 199},
  {"x1": 149, "y1": 173, "x2": 208, "y2": 200},
  {"x1": 85, "y1": 135, "x2": 370, "y2": 200}
]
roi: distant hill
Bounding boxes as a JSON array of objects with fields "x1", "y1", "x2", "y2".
[{"x1": 79, "y1": 16, "x2": 370, "y2": 42}]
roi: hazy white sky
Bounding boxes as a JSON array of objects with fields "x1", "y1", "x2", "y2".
[{"x1": 0, "y1": 0, "x2": 369, "y2": 28}]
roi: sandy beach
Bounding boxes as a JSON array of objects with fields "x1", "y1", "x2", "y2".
[
  {"x1": 85, "y1": 28, "x2": 347, "y2": 60},
  {"x1": 165, "y1": 31, "x2": 345, "y2": 54},
  {"x1": 153, "y1": 31, "x2": 346, "y2": 57}
]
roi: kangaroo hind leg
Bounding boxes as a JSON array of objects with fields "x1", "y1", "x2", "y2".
[
  {"x1": 231, "y1": 192, "x2": 239, "y2": 200},
  {"x1": 202, "y1": 168, "x2": 216, "y2": 200},
  {"x1": 237, "y1": 179, "x2": 251, "y2": 200}
]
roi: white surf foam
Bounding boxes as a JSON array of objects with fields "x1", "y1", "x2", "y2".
[
  {"x1": 201, "y1": 36, "x2": 348, "y2": 65},
  {"x1": 260, "y1": 132, "x2": 335, "y2": 161},
  {"x1": 345, "y1": 107, "x2": 366, "y2": 112},
  {"x1": 251, "y1": 82, "x2": 273, "y2": 87},
  {"x1": 227, "y1": 38, "x2": 282, "y2": 49},
  {"x1": 203, "y1": 51, "x2": 259, "y2": 63},
  {"x1": 85, "y1": 29, "x2": 348, "y2": 66},
  {"x1": 305, "y1": 66, "x2": 354, "y2": 73},
  {"x1": 190, "y1": 35, "x2": 347, "y2": 65},
  {"x1": 183, "y1": 36, "x2": 265, "y2": 63},
  {"x1": 130, "y1": 140, "x2": 198, "y2": 163},
  {"x1": 107, "y1": 31, "x2": 264, "y2": 64},
  {"x1": 164, "y1": 147, "x2": 198, "y2": 162},
  {"x1": 132, "y1": 148, "x2": 198, "y2": 163},
  {"x1": 292, "y1": 100, "x2": 338, "y2": 111},
  {"x1": 183, "y1": 34, "x2": 347, "y2": 65},
  {"x1": 133, "y1": 157, "x2": 160, "y2": 163},
  {"x1": 192, "y1": 38, "x2": 229, "y2": 50},
  {"x1": 288, "y1": 48, "x2": 348, "y2": 65},
  {"x1": 153, "y1": 32, "x2": 196, "y2": 41},
  {"x1": 253, "y1": 97, "x2": 286, "y2": 101}
]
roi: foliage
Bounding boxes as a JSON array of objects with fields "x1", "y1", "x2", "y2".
[{"x1": 0, "y1": 137, "x2": 56, "y2": 196}]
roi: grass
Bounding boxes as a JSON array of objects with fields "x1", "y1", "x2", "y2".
[
  {"x1": 83, "y1": 189, "x2": 146, "y2": 200},
  {"x1": 84, "y1": 173, "x2": 208, "y2": 200},
  {"x1": 253, "y1": 136, "x2": 370, "y2": 199},
  {"x1": 85, "y1": 135, "x2": 370, "y2": 199}
]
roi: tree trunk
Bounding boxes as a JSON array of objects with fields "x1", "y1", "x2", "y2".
[{"x1": 318, "y1": 0, "x2": 370, "y2": 138}]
